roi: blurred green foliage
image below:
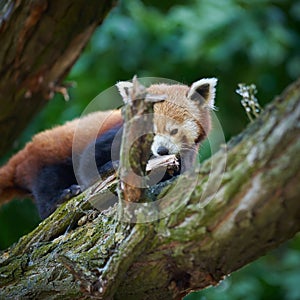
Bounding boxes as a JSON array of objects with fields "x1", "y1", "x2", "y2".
[{"x1": 0, "y1": 0, "x2": 299, "y2": 298}]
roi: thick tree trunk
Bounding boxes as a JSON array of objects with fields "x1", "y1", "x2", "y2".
[
  {"x1": 0, "y1": 0, "x2": 115, "y2": 155},
  {"x1": 0, "y1": 79, "x2": 299, "y2": 299}
]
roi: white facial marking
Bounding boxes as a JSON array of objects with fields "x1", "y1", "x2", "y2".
[
  {"x1": 151, "y1": 135, "x2": 179, "y2": 156},
  {"x1": 182, "y1": 120, "x2": 198, "y2": 141}
]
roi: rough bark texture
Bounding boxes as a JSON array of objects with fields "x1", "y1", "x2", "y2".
[
  {"x1": 0, "y1": 78, "x2": 299, "y2": 299},
  {"x1": 118, "y1": 78, "x2": 155, "y2": 204},
  {"x1": 0, "y1": 0, "x2": 115, "y2": 156},
  {"x1": 118, "y1": 77, "x2": 165, "y2": 208}
]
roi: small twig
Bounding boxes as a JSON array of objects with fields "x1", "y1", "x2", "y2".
[
  {"x1": 146, "y1": 154, "x2": 179, "y2": 172},
  {"x1": 236, "y1": 83, "x2": 263, "y2": 122},
  {"x1": 48, "y1": 81, "x2": 76, "y2": 101}
]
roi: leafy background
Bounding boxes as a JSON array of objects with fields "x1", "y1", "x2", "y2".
[{"x1": 1, "y1": 0, "x2": 300, "y2": 299}]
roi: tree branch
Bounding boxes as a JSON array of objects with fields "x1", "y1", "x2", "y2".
[
  {"x1": 119, "y1": 77, "x2": 155, "y2": 203},
  {"x1": 117, "y1": 77, "x2": 166, "y2": 227},
  {"x1": 0, "y1": 0, "x2": 115, "y2": 155},
  {"x1": 0, "y1": 79, "x2": 299, "y2": 299}
]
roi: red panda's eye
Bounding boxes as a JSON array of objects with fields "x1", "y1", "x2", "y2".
[{"x1": 170, "y1": 128, "x2": 178, "y2": 135}]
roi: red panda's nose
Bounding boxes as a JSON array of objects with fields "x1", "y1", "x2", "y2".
[{"x1": 157, "y1": 146, "x2": 169, "y2": 156}]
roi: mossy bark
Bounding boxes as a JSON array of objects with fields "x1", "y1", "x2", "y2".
[
  {"x1": 0, "y1": 79, "x2": 299, "y2": 299},
  {"x1": 0, "y1": 0, "x2": 115, "y2": 156}
]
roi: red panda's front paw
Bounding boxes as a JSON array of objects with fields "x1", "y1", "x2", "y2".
[{"x1": 57, "y1": 185, "x2": 82, "y2": 204}]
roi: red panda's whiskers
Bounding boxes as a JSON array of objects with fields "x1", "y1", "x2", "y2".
[{"x1": 180, "y1": 143, "x2": 198, "y2": 152}]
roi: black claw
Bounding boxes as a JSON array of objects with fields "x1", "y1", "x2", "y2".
[
  {"x1": 57, "y1": 184, "x2": 82, "y2": 204},
  {"x1": 70, "y1": 184, "x2": 82, "y2": 196}
]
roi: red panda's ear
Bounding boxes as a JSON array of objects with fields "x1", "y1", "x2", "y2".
[
  {"x1": 187, "y1": 78, "x2": 217, "y2": 109},
  {"x1": 116, "y1": 81, "x2": 133, "y2": 104}
]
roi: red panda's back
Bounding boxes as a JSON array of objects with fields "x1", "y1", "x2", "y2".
[{"x1": 0, "y1": 110, "x2": 122, "y2": 200}]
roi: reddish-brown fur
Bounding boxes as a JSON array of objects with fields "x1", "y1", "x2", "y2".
[
  {"x1": 0, "y1": 110, "x2": 122, "y2": 204},
  {"x1": 0, "y1": 78, "x2": 217, "y2": 210}
]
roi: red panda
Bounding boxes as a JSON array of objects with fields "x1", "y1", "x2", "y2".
[{"x1": 0, "y1": 78, "x2": 217, "y2": 219}]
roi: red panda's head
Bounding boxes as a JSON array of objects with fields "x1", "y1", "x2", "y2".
[{"x1": 116, "y1": 78, "x2": 217, "y2": 157}]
